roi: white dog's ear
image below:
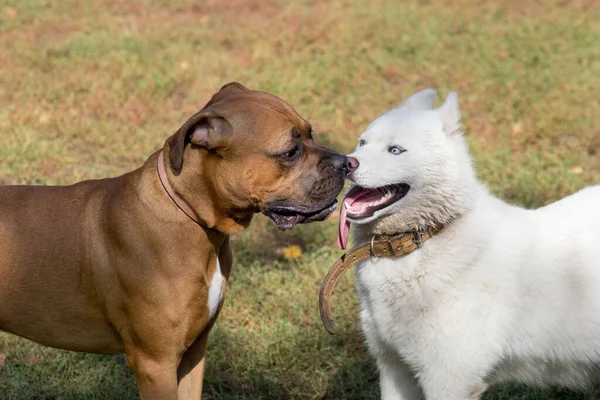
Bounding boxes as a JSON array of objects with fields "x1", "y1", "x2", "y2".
[
  {"x1": 438, "y1": 91, "x2": 462, "y2": 136},
  {"x1": 399, "y1": 88, "x2": 437, "y2": 111}
]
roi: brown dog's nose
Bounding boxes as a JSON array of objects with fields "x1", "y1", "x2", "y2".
[
  {"x1": 330, "y1": 154, "x2": 349, "y2": 175},
  {"x1": 331, "y1": 155, "x2": 359, "y2": 175},
  {"x1": 347, "y1": 157, "x2": 359, "y2": 172}
]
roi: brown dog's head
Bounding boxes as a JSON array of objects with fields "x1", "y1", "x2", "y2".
[{"x1": 165, "y1": 82, "x2": 350, "y2": 233}]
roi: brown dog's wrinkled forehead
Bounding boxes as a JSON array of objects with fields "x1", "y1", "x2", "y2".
[
  {"x1": 206, "y1": 82, "x2": 311, "y2": 136},
  {"x1": 168, "y1": 82, "x2": 314, "y2": 171}
]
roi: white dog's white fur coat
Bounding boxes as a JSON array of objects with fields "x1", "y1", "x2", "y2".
[{"x1": 344, "y1": 89, "x2": 600, "y2": 399}]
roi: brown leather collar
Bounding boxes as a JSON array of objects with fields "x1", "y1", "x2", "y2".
[
  {"x1": 319, "y1": 228, "x2": 440, "y2": 334},
  {"x1": 157, "y1": 150, "x2": 212, "y2": 229}
]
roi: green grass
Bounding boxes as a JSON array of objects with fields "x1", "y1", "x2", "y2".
[{"x1": 1, "y1": 0, "x2": 600, "y2": 398}]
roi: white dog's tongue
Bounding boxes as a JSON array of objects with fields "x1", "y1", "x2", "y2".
[
  {"x1": 337, "y1": 201, "x2": 351, "y2": 250},
  {"x1": 337, "y1": 187, "x2": 371, "y2": 250}
]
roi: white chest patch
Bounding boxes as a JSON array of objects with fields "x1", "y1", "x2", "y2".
[{"x1": 207, "y1": 257, "x2": 224, "y2": 321}]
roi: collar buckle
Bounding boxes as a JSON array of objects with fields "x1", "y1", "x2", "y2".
[
  {"x1": 370, "y1": 234, "x2": 394, "y2": 258},
  {"x1": 370, "y1": 235, "x2": 380, "y2": 258}
]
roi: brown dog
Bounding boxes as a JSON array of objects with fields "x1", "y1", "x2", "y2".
[{"x1": 0, "y1": 82, "x2": 351, "y2": 399}]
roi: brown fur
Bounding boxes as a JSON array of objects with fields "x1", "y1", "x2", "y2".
[{"x1": 0, "y1": 82, "x2": 348, "y2": 399}]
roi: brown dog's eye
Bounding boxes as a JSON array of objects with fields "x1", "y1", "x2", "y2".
[{"x1": 281, "y1": 145, "x2": 302, "y2": 161}]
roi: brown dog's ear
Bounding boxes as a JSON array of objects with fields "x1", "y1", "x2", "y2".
[
  {"x1": 167, "y1": 82, "x2": 248, "y2": 171},
  {"x1": 167, "y1": 110, "x2": 233, "y2": 171},
  {"x1": 219, "y1": 82, "x2": 249, "y2": 92}
]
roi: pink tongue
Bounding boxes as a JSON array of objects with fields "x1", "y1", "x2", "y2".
[
  {"x1": 337, "y1": 187, "x2": 371, "y2": 250},
  {"x1": 337, "y1": 202, "x2": 350, "y2": 249}
]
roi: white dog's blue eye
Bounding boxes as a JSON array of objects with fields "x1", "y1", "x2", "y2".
[
  {"x1": 389, "y1": 146, "x2": 405, "y2": 155},
  {"x1": 358, "y1": 139, "x2": 366, "y2": 147}
]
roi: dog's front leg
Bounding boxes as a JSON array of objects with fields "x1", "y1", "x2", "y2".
[
  {"x1": 177, "y1": 237, "x2": 231, "y2": 400},
  {"x1": 177, "y1": 330, "x2": 210, "y2": 400},
  {"x1": 419, "y1": 365, "x2": 488, "y2": 400},
  {"x1": 377, "y1": 354, "x2": 424, "y2": 400},
  {"x1": 126, "y1": 350, "x2": 179, "y2": 400}
]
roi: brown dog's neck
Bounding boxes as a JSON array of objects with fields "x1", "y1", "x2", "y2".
[
  {"x1": 156, "y1": 147, "x2": 253, "y2": 235},
  {"x1": 157, "y1": 150, "x2": 212, "y2": 228}
]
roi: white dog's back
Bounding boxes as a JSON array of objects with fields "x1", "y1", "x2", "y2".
[{"x1": 539, "y1": 185, "x2": 600, "y2": 218}]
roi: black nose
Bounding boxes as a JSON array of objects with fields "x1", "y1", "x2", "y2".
[
  {"x1": 330, "y1": 154, "x2": 349, "y2": 174},
  {"x1": 331, "y1": 154, "x2": 359, "y2": 175}
]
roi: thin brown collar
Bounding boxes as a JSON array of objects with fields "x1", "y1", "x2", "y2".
[
  {"x1": 319, "y1": 228, "x2": 440, "y2": 334},
  {"x1": 157, "y1": 150, "x2": 214, "y2": 230}
]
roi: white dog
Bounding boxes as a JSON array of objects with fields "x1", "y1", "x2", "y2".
[{"x1": 339, "y1": 89, "x2": 600, "y2": 399}]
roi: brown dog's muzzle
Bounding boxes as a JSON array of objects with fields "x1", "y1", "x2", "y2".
[{"x1": 263, "y1": 149, "x2": 350, "y2": 231}]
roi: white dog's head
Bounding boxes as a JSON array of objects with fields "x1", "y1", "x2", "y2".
[{"x1": 338, "y1": 89, "x2": 478, "y2": 249}]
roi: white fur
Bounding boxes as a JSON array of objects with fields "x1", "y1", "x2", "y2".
[
  {"x1": 207, "y1": 257, "x2": 223, "y2": 321},
  {"x1": 347, "y1": 89, "x2": 600, "y2": 399}
]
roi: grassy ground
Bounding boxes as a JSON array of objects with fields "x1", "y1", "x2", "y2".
[{"x1": 1, "y1": 0, "x2": 600, "y2": 398}]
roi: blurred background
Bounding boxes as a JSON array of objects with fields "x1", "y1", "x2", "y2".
[{"x1": 1, "y1": 0, "x2": 599, "y2": 398}]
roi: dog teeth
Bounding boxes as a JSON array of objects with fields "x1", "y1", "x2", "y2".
[
  {"x1": 374, "y1": 191, "x2": 392, "y2": 206},
  {"x1": 346, "y1": 189, "x2": 394, "y2": 213}
]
